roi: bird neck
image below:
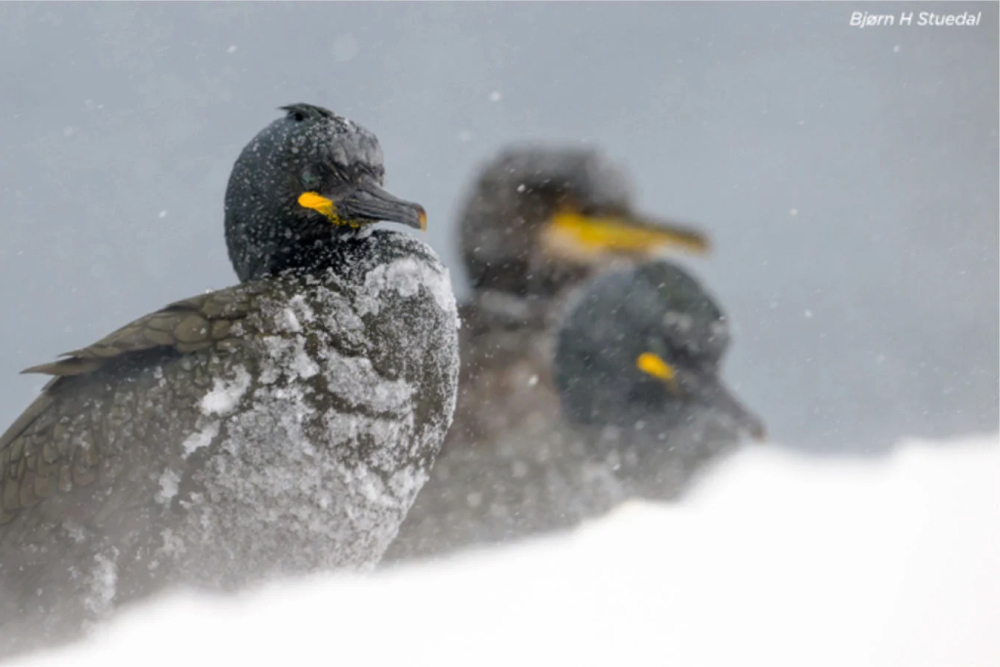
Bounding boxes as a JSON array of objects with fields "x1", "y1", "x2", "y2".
[
  {"x1": 468, "y1": 259, "x2": 594, "y2": 303},
  {"x1": 226, "y1": 211, "x2": 373, "y2": 282},
  {"x1": 466, "y1": 289, "x2": 555, "y2": 333},
  {"x1": 258, "y1": 232, "x2": 360, "y2": 279}
]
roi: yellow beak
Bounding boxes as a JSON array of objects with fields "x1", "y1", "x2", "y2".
[{"x1": 542, "y1": 210, "x2": 709, "y2": 259}]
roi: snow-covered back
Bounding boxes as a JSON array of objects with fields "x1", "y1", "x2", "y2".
[
  {"x1": 12, "y1": 433, "x2": 997, "y2": 667},
  {"x1": 160, "y1": 232, "x2": 460, "y2": 583},
  {"x1": 0, "y1": 231, "x2": 460, "y2": 660}
]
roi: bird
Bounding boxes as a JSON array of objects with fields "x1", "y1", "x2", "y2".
[
  {"x1": 554, "y1": 260, "x2": 766, "y2": 488},
  {"x1": 0, "y1": 103, "x2": 460, "y2": 657},
  {"x1": 382, "y1": 147, "x2": 738, "y2": 562},
  {"x1": 384, "y1": 258, "x2": 764, "y2": 562},
  {"x1": 450, "y1": 146, "x2": 709, "y2": 458}
]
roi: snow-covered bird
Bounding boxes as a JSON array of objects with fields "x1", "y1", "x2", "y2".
[
  {"x1": 384, "y1": 148, "x2": 756, "y2": 562},
  {"x1": 0, "y1": 103, "x2": 459, "y2": 657}
]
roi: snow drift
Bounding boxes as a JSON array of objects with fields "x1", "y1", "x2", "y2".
[{"x1": 11, "y1": 433, "x2": 999, "y2": 667}]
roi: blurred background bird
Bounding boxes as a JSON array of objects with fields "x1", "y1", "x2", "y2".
[
  {"x1": 444, "y1": 147, "x2": 708, "y2": 457},
  {"x1": 384, "y1": 147, "x2": 761, "y2": 562},
  {"x1": 0, "y1": 104, "x2": 459, "y2": 658}
]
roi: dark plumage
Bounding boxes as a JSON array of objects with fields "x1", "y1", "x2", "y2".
[
  {"x1": 556, "y1": 261, "x2": 764, "y2": 438},
  {"x1": 384, "y1": 147, "x2": 747, "y2": 562},
  {"x1": 554, "y1": 261, "x2": 765, "y2": 492},
  {"x1": 0, "y1": 104, "x2": 459, "y2": 657},
  {"x1": 385, "y1": 258, "x2": 763, "y2": 562},
  {"x1": 459, "y1": 147, "x2": 707, "y2": 299},
  {"x1": 452, "y1": 147, "x2": 710, "y2": 455}
]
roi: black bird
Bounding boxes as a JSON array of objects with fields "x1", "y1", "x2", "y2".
[
  {"x1": 450, "y1": 147, "x2": 709, "y2": 456},
  {"x1": 385, "y1": 259, "x2": 763, "y2": 561},
  {"x1": 384, "y1": 148, "x2": 723, "y2": 562},
  {"x1": 0, "y1": 104, "x2": 459, "y2": 656},
  {"x1": 554, "y1": 261, "x2": 765, "y2": 491}
]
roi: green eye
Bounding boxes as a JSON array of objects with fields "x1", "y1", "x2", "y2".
[{"x1": 301, "y1": 167, "x2": 322, "y2": 190}]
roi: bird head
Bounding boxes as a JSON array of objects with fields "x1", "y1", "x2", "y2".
[
  {"x1": 458, "y1": 147, "x2": 708, "y2": 298},
  {"x1": 225, "y1": 103, "x2": 426, "y2": 282},
  {"x1": 554, "y1": 260, "x2": 765, "y2": 441}
]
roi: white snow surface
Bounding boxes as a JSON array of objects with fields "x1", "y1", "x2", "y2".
[
  {"x1": 13, "y1": 433, "x2": 999, "y2": 667},
  {"x1": 199, "y1": 366, "x2": 252, "y2": 416},
  {"x1": 179, "y1": 421, "x2": 220, "y2": 458},
  {"x1": 356, "y1": 255, "x2": 458, "y2": 325},
  {"x1": 153, "y1": 469, "x2": 181, "y2": 506}
]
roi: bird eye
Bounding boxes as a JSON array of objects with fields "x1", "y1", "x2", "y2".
[{"x1": 301, "y1": 167, "x2": 322, "y2": 190}]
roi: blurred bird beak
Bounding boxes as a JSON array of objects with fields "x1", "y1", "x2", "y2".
[
  {"x1": 693, "y1": 373, "x2": 767, "y2": 442},
  {"x1": 298, "y1": 181, "x2": 427, "y2": 231},
  {"x1": 541, "y1": 209, "x2": 709, "y2": 260}
]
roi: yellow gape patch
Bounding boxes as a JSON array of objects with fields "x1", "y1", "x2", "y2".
[
  {"x1": 297, "y1": 192, "x2": 353, "y2": 226},
  {"x1": 636, "y1": 352, "x2": 681, "y2": 393},
  {"x1": 546, "y1": 211, "x2": 709, "y2": 258}
]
